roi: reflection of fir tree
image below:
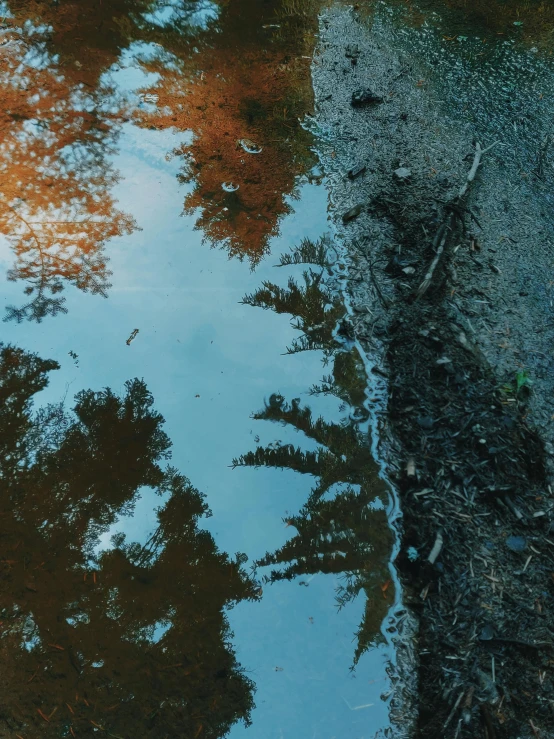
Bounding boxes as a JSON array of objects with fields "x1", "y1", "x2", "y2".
[
  {"x1": 0, "y1": 344, "x2": 257, "y2": 737},
  {"x1": 236, "y1": 244, "x2": 394, "y2": 664},
  {"x1": 242, "y1": 240, "x2": 343, "y2": 355}
]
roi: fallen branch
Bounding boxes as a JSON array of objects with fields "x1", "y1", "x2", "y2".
[
  {"x1": 415, "y1": 141, "x2": 500, "y2": 299},
  {"x1": 368, "y1": 259, "x2": 391, "y2": 309}
]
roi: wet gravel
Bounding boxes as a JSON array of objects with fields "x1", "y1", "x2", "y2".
[{"x1": 311, "y1": 3, "x2": 554, "y2": 737}]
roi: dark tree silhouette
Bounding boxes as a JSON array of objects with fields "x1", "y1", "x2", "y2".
[
  {"x1": 235, "y1": 242, "x2": 394, "y2": 665},
  {"x1": 0, "y1": 344, "x2": 257, "y2": 737}
]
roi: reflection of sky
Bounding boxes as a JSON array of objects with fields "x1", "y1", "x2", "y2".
[
  {"x1": 143, "y1": 0, "x2": 220, "y2": 30},
  {"x1": 0, "y1": 115, "x2": 392, "y2": 738}
]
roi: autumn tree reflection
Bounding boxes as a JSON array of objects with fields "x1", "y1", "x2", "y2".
[
  {"x1": 0, "y1": 21, "x2": 136, "y2": 322},
  {"x1": 0, "y1": 343, "x2": 257, "y2": 737},
  {"x1": 135, "y1": 0, "x2": 319, "y2": 263},
  {"x1": 235, "y1": 239, "x2": 394, "y2": 665},
  {"x1": 0, "y1": 0, "x2": 320, "y2": 319}
]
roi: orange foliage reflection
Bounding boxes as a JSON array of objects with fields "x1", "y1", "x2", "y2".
[
  {"x1": 0, "y1": 22, "x2": 136, "y2": 321},
  {"x1": 0, "y1": 0, "x2": 320, "y2": 319},
  {"x1": 136, "y1": 0, "x2": 319, "y2": 263}
]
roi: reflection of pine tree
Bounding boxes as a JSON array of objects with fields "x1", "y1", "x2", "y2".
[
  {"x1": 0, "y1": 344, "x2": 257, "y2": 737},
  {"x1": 233, "y1": 394, "x2": 393, "y2": 665},
  {"x1": 242, "y1": 263, "x2": 343, "y2": 355},
  {"x1": 237, "y1": 249, "x2": 394, "y2": 664}
]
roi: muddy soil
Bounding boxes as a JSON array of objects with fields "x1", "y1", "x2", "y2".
[{"x1": 312, "y1": 4, "x2": 554, "y2": 737}]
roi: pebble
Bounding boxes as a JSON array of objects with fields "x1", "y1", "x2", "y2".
[
  {"x1": 351, "y1": 88, "x2": 384, "y2": 107},
  {"x1": 345, "y1": 43, "x2": 360, "y2": 59},
  {"x1": 505, "y1": 535, "x2": 527, "y2": 553},
  {"x1": 393, "y1": 166, "x2": 412, "y2": 182},
  {"x1": 479, "y1": 623, "x2": 495, "y2": 641},
  {"x1": 417, "y1": 416, "x2": 434, "y2": 430},
  {"x1": 342, "y1": 203, "x2": 364, "y2": 222},
  {"x1": 347, "y1": 163, "x2": 367, "y2": 179}
]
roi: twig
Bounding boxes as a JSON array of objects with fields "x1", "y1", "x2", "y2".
[
  {"x1": 368, "y1": 260, "x2": 391, "y2": 309},
  {"x1": 443, "y1": 689, "x2": 464, "y2": 730},
  {"x1": 480, "y1": 703, "x2": 496, "y2": 739},
  {"x1": 428, "y1": 529, "x2": 444, "y2": 564},
  {"x1": 416, "y1": 141, "x2": 499, "y2": 299},
  {"x1": 416, "y1": 221, "x2": 453, "y2": 298}
]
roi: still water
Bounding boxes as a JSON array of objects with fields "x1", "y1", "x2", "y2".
[
  {"x1": 0, "y1": 1, "x2": 396, "y2": 737},
  {"x1": 2, "y1": 0, "x2": 550, "y2": 735}
]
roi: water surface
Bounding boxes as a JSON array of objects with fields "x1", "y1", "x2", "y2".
[{"x1": 0, "y1": 1, "x2": 397, "y2": 737}]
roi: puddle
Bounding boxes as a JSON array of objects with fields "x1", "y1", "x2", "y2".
[{"x1": 0, "y1": 1, "x2": 400, "y2": 737}]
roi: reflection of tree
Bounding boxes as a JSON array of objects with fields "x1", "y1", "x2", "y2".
[
  {"x1": 234, "y1": 241, "x2": 394, "y2": 665},
  {"x1": 135, "y1": 0, "x2": 319, "y2": 263},
  {"x1": 1, "y1": 0, "x2": 320, "y2": 319},
  {"x1": 0, "y1": 343, "x2": 257, "y2": 737},
  {"x1": 242, "y1": 238, "x2": 343, "y2": 354},
  {"x1": 0, "y1": 24, "x2": 136, "y2": 321},
  {"x1": 7, "y1": 0, "x2": 157, "y2": 87}
]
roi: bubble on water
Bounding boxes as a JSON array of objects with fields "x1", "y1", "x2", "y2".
[
  {"x1": 238, "y1": 138, "x2": 262, "y2": 154},
  {"x1": 222, "y1": 182, "x2": 239, "y2": 192}
]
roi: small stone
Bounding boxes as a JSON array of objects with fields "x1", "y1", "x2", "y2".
[
  {"x1": 402, "y1": 266, "x2": 416, "y2": 275},
  {"x1": 479, "y1": 624, "x2": 495, "y2": 641},
  {"x1": 386, "y1": 255, "x2": 417, "y2": 275},
  {"x1": 347, "y1": 163, "x2": 367, "y2": 179},
  {"x1": 342, "y1": 203, "x2": 364, "y2": 222},
  {"x1": 393, "y1": 167, "x2": 412, "y2": 182},
  {"x1": 351, "y1": 88, "x2": 384, "y2": 107},
  {"x1": 505, "y1": 535, "x2": 527, "y2": 553},
  {"x1": 417, "y1": 416, "x2": 434, "y2": 430},
  {"x1": 345, "y1": 43, "x2": 360, "y2": 59}
]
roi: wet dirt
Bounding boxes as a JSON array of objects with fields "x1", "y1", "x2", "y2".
[{"x1": 313, "y1": 2, "x2": 554, "y2": 737}]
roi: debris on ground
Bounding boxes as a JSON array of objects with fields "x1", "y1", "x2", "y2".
[{"x1": 314, "y1": 4, "x2": 554, "y2": 737}]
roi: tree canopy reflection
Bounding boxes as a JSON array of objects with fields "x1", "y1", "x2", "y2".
[
  {"x1": 236, "y1": 239, "x2": 394, "y2": 666},
  {"x1": 134, "y1": 0, "x2": 319, "y2": 263},
  {"x1": 0, "y1": 343, "x2": 257, "y2": 737},
  {"x1": 0, "y1": 20, "x2": 136, "y2": 322},
  {"x1": 0, "y1": 0, "x2": 318, "y2": 321}
]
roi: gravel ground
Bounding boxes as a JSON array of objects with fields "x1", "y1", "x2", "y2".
[{"x1": 311, "y1": 3, "x2": 554, "y2": 737}]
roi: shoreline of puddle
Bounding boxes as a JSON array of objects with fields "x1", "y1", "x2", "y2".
[{"x1": 0, "y1": 1, "x2": 404, "y2": 735}]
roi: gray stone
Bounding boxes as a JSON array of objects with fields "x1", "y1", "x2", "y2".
[
  {"x1": 393, "y1": 166, "x2": 412, "y2": 182},
  {"x1": 505, "y1": 535, "x2": 527, "y2": 553},
  {"x1": 342, "y1": 203, "x2": 364, "y2": 222}
]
